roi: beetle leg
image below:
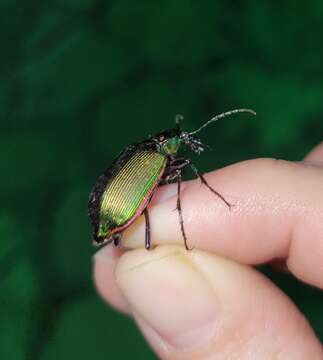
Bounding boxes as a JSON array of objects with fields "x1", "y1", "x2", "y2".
[
  {"x1": 112, "y1": 233, "x2": 122, "y2": 247},
  {"x1": 160, "y1": 158, "x2": 191, "y2": 185},
  {"x1": 164, "y1": 158, "x2": 231, "y2": 208},
  {"x1": 143, "y1": 208, "x2": 151, "y2": 250},
  {"x1": 175, "y1": 170, "x2": 192, "y2": 250},
  {"x1": 167, "y1": 157, "x2": 191, "y2": 170},
  {"x1": 160, "y1": 172, "x2": 179, "y2": 185},
  {"x1": 160, "y1": 159, "x2": 195, "y2": 250},
  {"x1": 189, "y1": 163, "x2": 232, "y2": 209}
]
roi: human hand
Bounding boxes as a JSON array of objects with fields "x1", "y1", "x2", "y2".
[{"x1": 94, "y1": 143, "x2": 323, "y2": 359}]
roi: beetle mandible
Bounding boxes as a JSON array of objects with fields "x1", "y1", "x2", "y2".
[{"x1": 88, "y1": 108, "x2": 256, "y2": 250}]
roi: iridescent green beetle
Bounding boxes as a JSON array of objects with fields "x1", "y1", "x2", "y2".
[{"x1": 88, "y1": 108, "x2": 256, "y2": 250}]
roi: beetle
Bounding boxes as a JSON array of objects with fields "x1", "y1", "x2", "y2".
[{"x1": 88, "y1": 108, "x2": 256, "y2": 250}]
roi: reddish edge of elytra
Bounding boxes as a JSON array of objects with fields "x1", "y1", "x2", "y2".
[{"x1": 110, "y1": 160, "x2": 167, "y2": 235}]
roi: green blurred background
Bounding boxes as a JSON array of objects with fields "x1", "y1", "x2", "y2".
[{"x1": 1, "y1": 1, "x2": 322, "y2": 359}]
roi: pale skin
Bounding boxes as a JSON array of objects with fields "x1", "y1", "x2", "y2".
[{"x1": 93, "y1": 142, "x2": 323, "y2": 359}]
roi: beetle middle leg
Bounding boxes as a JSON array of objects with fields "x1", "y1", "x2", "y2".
[
  {"x1": 161, "y1": 159, "x2": 192, "y2": 250},
  {"x1": 175, "y1": 170, "x2": 192, "y2": 250}
]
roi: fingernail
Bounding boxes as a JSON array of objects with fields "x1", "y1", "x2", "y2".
[{"x1": 115, "y1": 246, "x2": 219, "y2": 350}]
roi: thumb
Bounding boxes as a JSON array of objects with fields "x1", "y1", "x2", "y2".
[{"x1": 115, "y1": 245, "x2": 322, "y2": 359}]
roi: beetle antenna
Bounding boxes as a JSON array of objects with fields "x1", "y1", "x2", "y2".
[{"x1": 189, "y1": 108, "x2": 256, "y2": 135}]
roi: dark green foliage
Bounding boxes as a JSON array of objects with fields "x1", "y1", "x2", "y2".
[
  {"x1": 41, "y1": 296, "x2": 154, "y2": 360},
  {"x1": 1, "y1": 1, "x2": 322, "y2": 359}
]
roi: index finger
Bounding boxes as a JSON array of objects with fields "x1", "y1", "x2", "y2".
[{"x1": 122, "y1": 157, "x2": 323, "y2": 289}]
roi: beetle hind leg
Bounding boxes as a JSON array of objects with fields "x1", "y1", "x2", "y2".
[
  {"x1": 143, "y1": 208, "x2": 151, "y2": 250},
  {"x1": 112, "y1": 233, "x2": 122, "y2": 247}
]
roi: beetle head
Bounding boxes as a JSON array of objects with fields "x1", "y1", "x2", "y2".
[{"x1": 175, "y1": 114, "x2": 206, "y2": 155}]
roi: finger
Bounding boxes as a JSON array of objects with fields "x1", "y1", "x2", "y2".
[
  {"x1": 122, "y1": 158, "x2": 323, "y2": 288},
  {"x1": 304, "y1": 142, "x2": 323, "y2": 161},
  {"x1": 115, "y1": 245, "x2": 323, "y2": 359}
]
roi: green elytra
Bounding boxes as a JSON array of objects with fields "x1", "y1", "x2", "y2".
[
  {"x1": 90, "y1": 135, "x2": 182, "y2": 241},
  {"x1": 99, "y1": 136, "x2": 181, "y2": 239}
]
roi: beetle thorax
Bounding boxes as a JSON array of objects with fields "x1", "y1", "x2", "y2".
[{"x1": 158, "y1": 135, "x2": 181, "y2": 155}]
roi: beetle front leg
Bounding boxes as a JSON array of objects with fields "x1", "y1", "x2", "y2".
[
  {"x1": 189, "y1": 163, "x2": 232, "y2": 208},
  {"x1": 168, "y1": 157, "x2": 191, "y2": 171},
  {"x1": 163, "y1": 158, "x2": 232, "y2": 208}
]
